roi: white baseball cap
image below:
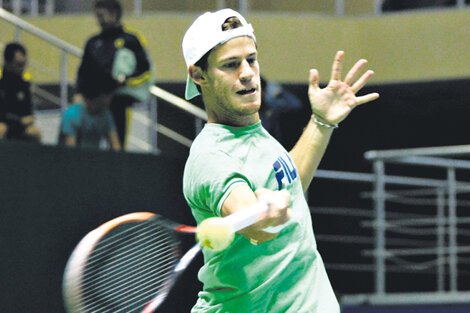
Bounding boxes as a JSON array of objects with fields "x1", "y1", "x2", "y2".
[{"x1": 182, "y1": 8, "x2": 256, "y2": 100}]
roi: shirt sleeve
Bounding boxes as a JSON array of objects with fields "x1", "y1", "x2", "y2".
[
  {"x1": 124, "y1": 31, "x2": 152, "y2": 80},
  {"x1": 76, "y1": 40, "x2": 93, "y2": 94},
  {"x1": 61, "y1": 107, "x2": 78, "y2": 137},
  {"x1": 183, "y1": 151, "x2": 252, "y2": 220}
]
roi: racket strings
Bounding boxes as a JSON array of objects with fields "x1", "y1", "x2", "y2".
[
  {"x1": 73, "y1": 219, "x2": 181, "y2": 313},
  {"x1": 81, "y1": 238, "x2": 176, "y2": 312},
  {"x1": 112, "y1": 262, "x2": 176, "y2": 313},
  {"x1": 87, "y1": 261, "x2": 175, "y2": 313},
  {"x1": 79, "y1": 227, "x2": 171, "y2": 288},
  {"x1": 85, "y1": 219, "x2": 156, "y2": 267},
  {"x1": 80, "y1": 237, "x2": 173, "y2": 309},
  {"x1": 76, "y1": 228, "x2": 170, "y2": 306},
  {"x1": 86, "y1": 225, "x2": 177, "y2": 312},
  {"x1": 87, "y1": 233, "x2": 175, "y2": 310}
]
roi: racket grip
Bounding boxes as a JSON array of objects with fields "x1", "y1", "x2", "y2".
[{"x1": 222, "y1": 200, "x2": 270, "y2": 232}]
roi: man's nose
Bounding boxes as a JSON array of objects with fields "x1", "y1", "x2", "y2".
[{"x1": 239, "y1": 60, "x2": 254, "y2": 82}]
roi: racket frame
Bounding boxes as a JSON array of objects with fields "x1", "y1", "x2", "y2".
[
  {"x1": 64, "y1": 199, "x2": 276, "y2": 313},
  {"x1": 63, "y1": 212, "x2": 157, "y2": 313}
]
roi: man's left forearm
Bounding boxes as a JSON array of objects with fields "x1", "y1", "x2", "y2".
[{"x1": 289, "y1": 118, "x2": 334, "y2": 193}]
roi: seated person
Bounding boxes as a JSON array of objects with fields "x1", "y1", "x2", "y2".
[
  {"x1": 59, "y1": 73, "x2": 120, "y2": 150},
  {"x1": 0, "y1": 42, "x2": 41, "y2": 142}
]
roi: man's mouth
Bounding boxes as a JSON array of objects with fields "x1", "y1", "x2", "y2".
[{"x1": 236, "y1": 88, "x2": 256, "y2": 95}]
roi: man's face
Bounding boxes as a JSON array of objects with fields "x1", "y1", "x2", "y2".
[
  {"x1": 94, "y1": 8, "x2": 119, "y2": 30},
  {"x1": 5, "y1": 51, "x2": 27, "y2": 77},
  {"x1": 203, "y1": 36, "x2": 261, "y2": 126}
]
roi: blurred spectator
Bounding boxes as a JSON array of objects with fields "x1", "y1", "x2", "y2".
[
  {"x1": 0, "y1": 42, "x2": 41, "y2": 142},
  {"x1": 259, "y1": 76, "x2": 303, "y2": 141},
  {"x1": 76, "y1": 0, "x2": 154, "y2": 149},
  {"x1": 59, "y1": 70, "x2": 121, "y2": 150}
]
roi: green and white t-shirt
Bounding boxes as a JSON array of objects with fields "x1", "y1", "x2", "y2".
[{"x1": 183, "y1": 121, "x2": 339, "y2": 313}]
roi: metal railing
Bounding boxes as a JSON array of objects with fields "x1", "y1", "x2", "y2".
[
  {"x1": 148, "y1": 85, "x2": 207, "y2": 150},
  {"x1": 336, "y1": 145, "x2": 470, "y2": 304},
  {"x1": 312, "y1": 146, "x2": 470, "y2": 306}
]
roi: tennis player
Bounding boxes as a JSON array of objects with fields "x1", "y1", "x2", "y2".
[{"x1": 182, "y1": 9, "x2": 379, "y2": 312}]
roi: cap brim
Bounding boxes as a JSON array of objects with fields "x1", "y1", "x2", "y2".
[{"x1": 185, "y1": 75, "x2": 200, "y2": 100}]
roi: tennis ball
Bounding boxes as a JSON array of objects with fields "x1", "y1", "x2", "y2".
[{"x1": 196, "y1": 217, "x2": 235, "y2": 252}]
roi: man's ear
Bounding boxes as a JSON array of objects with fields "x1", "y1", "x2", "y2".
[{"x1": 188, "y1": 65, "x2": 206, "y2": 87}]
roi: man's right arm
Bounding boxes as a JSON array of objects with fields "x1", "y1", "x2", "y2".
[{"x1": 221, "y1": 185, "x2": 291, "y2": 244}]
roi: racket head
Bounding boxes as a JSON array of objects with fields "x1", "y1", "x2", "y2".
[{"x1": 62, "y1": 212, "x2": 184, "y2": 313}]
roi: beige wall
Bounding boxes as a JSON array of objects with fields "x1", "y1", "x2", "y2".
[{"x1": 1, "y1": 9, "x2": 469, "y2": 85}]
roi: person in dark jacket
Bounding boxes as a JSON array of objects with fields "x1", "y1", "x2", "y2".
[
  {"x1": 76, "y1": 0, "x2": 154, "y2": 148},
  {"x1": 0, "y1": 42, "x2": 41, "y2": 142}
]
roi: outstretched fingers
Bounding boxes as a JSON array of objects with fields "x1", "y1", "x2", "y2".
[
  {"x1": 355, "y1": 92, "x2": 380, "y2": 106},
  {"x1": 345, "y1": 57, "x2": 380, "y2": 105},
  {"x1": 330, "y1": 50, "x2": 344, "y2": 82},
  {"x1": 309, "y1": 68, "x2": 320, "y2": 91},
  {"x1": 351, "y1": 68, "x2": 380, "y2": 107},
  {"x1": 351, "y1": 69, "x2": 375, "y2": 94},
  {"x1": 344, "y1": 59, "x2": 367, "y2": 86}
]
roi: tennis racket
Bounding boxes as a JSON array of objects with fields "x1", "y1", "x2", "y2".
[{"x1": 62, "y1": 199, "x2": 278, "y2": 313}]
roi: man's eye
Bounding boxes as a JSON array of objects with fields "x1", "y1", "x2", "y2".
[{"x1": 223, "y1": 62, "x2": 239, "y2": 69}]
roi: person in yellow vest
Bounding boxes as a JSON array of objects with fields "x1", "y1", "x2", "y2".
[
  {"x1": 0, "y1": 42, "x2": 41, "y2": 142},
  {"x1": 75, "y1": 0, "x2": 154, "y2": 149}
]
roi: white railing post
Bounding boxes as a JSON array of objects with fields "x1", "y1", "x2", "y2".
[
  {"x1": 373, "y1": 160, "x2": 386, "y2": 295},
  {"x1": 13, "y1": 0, "x2": 21, "y2": 15},
  {"x1": 374, "y1": 0, "x2": 384, "y2": 14},
  {"x1": 45, "y1": 0, "x2": 54, "y2": 16},
  {"x1": 217, "y1": 0, "x2": 226, "y2": 9},
  {"x1": 149, "y1": 96, "x2": 159, "y2": 153},
  {"x1": 447, "y1": 168, "x2": 458, "y2": 291},
  {"x1": 31, "y1": 0, "x2": 39, "y2": 17},
  {"x1": 335, "y1": 0, "x2": 345, "y2": 16},
  {"x1": 134, "y1": 0, "x2": 142, "y2": 17},
  {"x1": 14, "y1": 25, "x2": 21, "y2": 41},
  {"x1": 59, "y1": 49, "x2": 68, "y2": 110},
  {"x1": 436, "y1": 188, "x2": 445, "y2": 291},
  {"x1": 239, "y1": 0, "x2": 248, "y2": 15}
]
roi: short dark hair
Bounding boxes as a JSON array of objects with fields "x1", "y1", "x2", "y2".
[
  {"x1": 94, "y1": 0, "x2": 122, "y2": 20},
  {"x1": 194, "y1": 16, "x2": 243, "y2": 71},
  {"x1": 4, "y1": 42, "x2": 26, "y2": 63}
]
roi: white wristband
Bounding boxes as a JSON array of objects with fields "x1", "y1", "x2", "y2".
[{"x1": 311, "y1": 114, "x2": 338, "y2": 129}]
